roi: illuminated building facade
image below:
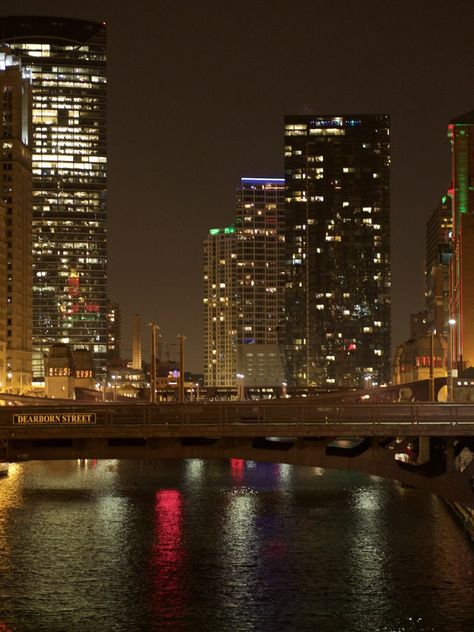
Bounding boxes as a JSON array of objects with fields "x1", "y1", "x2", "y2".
[
  {"x1": 284, "y1": 114, "x2": 391, "y2": 389},
  {"x1": 425, "y1": 195, "x2": 452, "y2": 337},
  {"x1": 0, "y1": 16, "x2": 107, "y2": 378},
  {"x1": 0, "y1": 48, "x2": 33, "y2": 393},
  {"x1": 448, "y1": 110, "x2": 474, "y2": 370},
  {"x1": 0, "y1": 198, "x2": 5, "y2": 389},
  {"x1": 203, "y1": 178, "x2": 286, "y2": 390},
  {"x1": 203, "y1": 225, "x2": 236, "y2": 388},
  {"x1": 131, "y1": 314, "x2": 142, "y2": 370},
  {"x1": 106, "y1": 300, "x2": 121, "y2": 366}
]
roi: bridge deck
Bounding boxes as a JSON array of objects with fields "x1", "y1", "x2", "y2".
[{"x1": 0, "y1": 401, "x2": 473, "y2": 438}]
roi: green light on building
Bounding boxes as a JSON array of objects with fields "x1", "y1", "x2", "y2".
[{"x1": 209, "y1": 226, "x2": 235, "y2": 236}]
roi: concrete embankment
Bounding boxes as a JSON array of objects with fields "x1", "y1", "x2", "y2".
[{"x1": 446, "y1": 500, "x2": 474, "y2": 542}]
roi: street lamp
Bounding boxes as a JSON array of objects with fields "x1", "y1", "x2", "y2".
[
  {"x1": 148, "y1": 322, "x2": 159, "y2": 404},
  {"x1": 111, "y1": 374, "x2": 117, "y2": 401},
  {"x1": 177, "y1": 335, "x2": 186, "y2": 402},
  {"x1": 447, "y1": 318, "x2": 456, "y2": 402}
]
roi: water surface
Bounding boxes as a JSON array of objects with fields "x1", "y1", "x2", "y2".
[{"x1": 0, "y1": 459, "x2": 472, "y2": 631}]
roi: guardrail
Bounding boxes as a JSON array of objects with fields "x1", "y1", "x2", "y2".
[{"x1": 1, "y1": 401, "x2": 474, "y2": 428}]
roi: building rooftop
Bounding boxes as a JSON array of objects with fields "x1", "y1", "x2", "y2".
[
  {"x1": 450, "y1": 110, "x2": 474, "y2": 126},
  {"x1": 0, "y1": 15, "x2": 104, "y2": 46}
]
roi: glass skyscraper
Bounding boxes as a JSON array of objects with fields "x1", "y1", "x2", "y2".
[
  {"x1": 284, "y1": 114, "x2": 391, "y2": 389},
  {"x1": 0, "y1": 16, "x2": 107, "y2": 378},
  {"x1": 203, "y1": 178, "x2": 286, "y2": 392}
]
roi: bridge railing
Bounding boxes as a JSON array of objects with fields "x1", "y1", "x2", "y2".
[{"x1": 1, "y1": 401, "x2": 474, "y2": 428}]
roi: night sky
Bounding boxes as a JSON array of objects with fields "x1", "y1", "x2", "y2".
[{"x1": 10, "y1": 0, "x2": 474, "y2": 371}]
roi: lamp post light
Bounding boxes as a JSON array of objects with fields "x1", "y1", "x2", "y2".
[
  {"x1": 177, "y1": 335, "x2": 186, "y2": 402},
  {"x1": 111, "y1": 374, "x2": 117, "y2": 401},
  {"x1": 447, "y1": 318, "x2": 456, "y2": 402}
]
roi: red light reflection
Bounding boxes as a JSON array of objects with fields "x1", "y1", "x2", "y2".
[
  {"x1": 230, "y1": 458, "x2": 245, "y2": 483},
  {"x1": 151, "y1": 489, "x2": 186, "y2": 628}
]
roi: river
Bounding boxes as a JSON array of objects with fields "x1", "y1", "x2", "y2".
[{"x1": 0, "y1": 459, "x2": 472, "y2": 631}]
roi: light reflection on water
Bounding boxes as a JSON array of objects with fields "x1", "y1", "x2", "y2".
[{"x1": 0, "y1": 459, "x2": 472, "y2": 632}]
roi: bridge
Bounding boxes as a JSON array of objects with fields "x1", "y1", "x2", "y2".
[{"x1": 1, "y1": 400, "x2": 473, "y2": 507}]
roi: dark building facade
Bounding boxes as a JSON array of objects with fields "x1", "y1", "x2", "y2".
[
  {"x1": 284, "y1": 114, "x2": 391, "y2": 389},
  {"x1": 0, "y1": 16, "x2": 107, "y2": 379},
  {"x1": 425, "y1": 195, "x2": 452, "y2": 337},
  {"x1": 0, "y1": 47, "x2": 33, "y2": 393},
  {"x1": 448, "y1": 110, "x2": 474, "y2": 370}
]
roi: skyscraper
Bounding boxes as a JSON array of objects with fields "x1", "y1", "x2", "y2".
[
  {"x1": 203, "y1": 178, "x2": 286, "y2": 392},
  {"x1": 106, "y1": 300, "x2": 121, "y2": 366},
  {"x1": 425, "y1": 195, "x2": 452, "y2": 337},
  {"x1": 284, "y1": 114, "x2": 391, "y2": 389},
  {"x1": 0, "y1": 16, "x2": 107, "y2": 379},
  {"x1": 0, "y1": 47, "x2": 33, "y2": 393},
  {"x1": 203, "y1": 225, "x2": 236, "y2": 389},
  {"x1": 448, "y1": 110, "x2": 474, "y2": 370}
]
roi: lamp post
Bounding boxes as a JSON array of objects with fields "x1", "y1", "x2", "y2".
[
  {"x1": 112, "y1": 374, "x2": 117, "y2": 401},
  {"x1": 148, "y1": 322, "x2": 159, "y2": 404},
  {"x1": 177, "y1": 335, "x2": 186, "y2": 402},
  {"x1": 447, "y1": 318, "x2": 456, "y2": 402},
  {"x1": 429, "y1": 330, "x2": 435, "y2": 402}
]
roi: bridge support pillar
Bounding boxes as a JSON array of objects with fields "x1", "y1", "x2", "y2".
[
  {"x1": 446, "y1": 437, "x2": 456, "y2": 472},
  {"x1": 418, "y1": 436, "x2": 430, "y2": 464}
]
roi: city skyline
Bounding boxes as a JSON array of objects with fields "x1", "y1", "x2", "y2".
[{"x1": 4, "y1": 0, "x2": 474, "y2": 372}]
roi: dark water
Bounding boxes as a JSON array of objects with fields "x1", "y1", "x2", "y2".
[{"x1": 0, "y1": 459, "x2": 473, "y2": 632}]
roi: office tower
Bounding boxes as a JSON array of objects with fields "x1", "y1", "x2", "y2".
[
  {"x1": 0, "y1": 47, "x2": 33, "y2": 393},
  {"x1": 425, "y1": 195, "x2": 452, "y2": 337},
  {"x1": 284, "y1": 114, "x2": 391, "y2": 389},
  {"x1": 0, "y1": 16, "x2": 107, "y2": 379},
  {"x1": 203, "y1": 178, "x2": 285, "y2": 391},
  {"x1": 448, "y1": 110, "x2": 474, "y2": 369},
  {"x1": 106, "y1": 300, "x2": 121, "y2": 366},
  {"x1": 131, "y1": 314, "x2": 142, "y2": 370}
]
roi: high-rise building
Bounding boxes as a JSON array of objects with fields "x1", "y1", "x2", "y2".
[
  {"x1": 106, "y1": 300, "x2": 121, "y2": 366},
  {"x1": 0, "y1": 47, "x2": 33, "y2": 393},
  {"x1": 203, "y1": 226, "x2": 236, "y2": 388},
  {"x1": 448, "y1": 110, "x2": 474, "y2": 370},
  {"x1": 425, "y1": 195, "x2": 452, "y2": 337},
  {"x1": 203, "y1": 178, "x2": 286, "y2": 391},
  {"x1": 0, "y1": 16, "x2": 107, "y2": 379},
  {"x1": 284, "y1": 114, "x2": 391, "y2": 389}
]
